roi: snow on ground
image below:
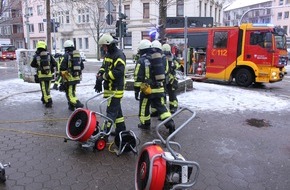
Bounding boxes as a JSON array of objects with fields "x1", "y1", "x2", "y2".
[{"x1": 1, "y1": 72, "x2": 289, "y2": 113}]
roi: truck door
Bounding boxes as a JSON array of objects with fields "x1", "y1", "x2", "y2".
[
  {"x1": 244, "y1": 31, "x2": 272, "y2": 66},
  {"x1": 206, "y1": 28, "x2": 239, "y2": 81}
]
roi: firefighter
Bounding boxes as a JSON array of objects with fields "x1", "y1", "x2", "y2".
[
  {"x1": 94, "y1": 33, "x2": 127, "y2": 136},
  {"x1": 150, "y1": 40, "x2": 169, "y2": 118},
  {"x1": 60, "y1": 40, "x2": 84, "y2": 111},
  {"x1": 30, "y1": 41, "x2": 57, "y2": 108},
  {"x1": 134, "y1": 39, "x2": 175, "y2": 134},
  {"x1": 162, "y1": 43, "x2": 181, "y2": 113}
]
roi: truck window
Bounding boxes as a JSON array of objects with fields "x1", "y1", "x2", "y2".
[
  {"x1": 213, "y1": 31, "x2": 228, "y2": 48},
  {"x1": 275, "y1": 35, "x2": 286, "y2": 49},
  {"x1": 250, "y1": 32, "x2": 272, "y2": 48}
]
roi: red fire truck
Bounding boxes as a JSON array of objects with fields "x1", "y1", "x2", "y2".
[
  {"x1": 166, "y1": 23, "x2": 288, "y2": 87},
  {"x1": 0, "y1": 44, "x2": 17, "y2": 60}
]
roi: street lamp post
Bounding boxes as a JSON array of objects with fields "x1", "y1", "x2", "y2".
[
  {"x1": 239, "y1": 5, "x2": 290, "y2": 26},
  {"x1": 25, "y1": 0, "x2": 30, "y2": 49}
]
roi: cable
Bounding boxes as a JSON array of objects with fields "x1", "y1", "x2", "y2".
[{"x1": 0, "y1": 127, "x2": 66, "y2": 139}]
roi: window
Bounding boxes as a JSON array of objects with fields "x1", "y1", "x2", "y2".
[
  {"x1": 204, "y1": 3, "x2": 207, "y2": 17},
  {"x1": 278, "y1": 12, "x2": 282, "y2": 19},
  {"x1": 57, "y1": 11, "x2": 64, "y2": 24},
  {"x1": 28, "y1": 7, "x2": 33, "y2": 16},
  {"x1": 38, "y1": 23, "x2": 44, "y2": 32},
  {"x1": 33, "y1": 40, "x2": 37, "y2": 49},
  {"x1": 279, "y1": 0, "x2": 283, "y2": 5},
  {"x1": 213, "y1": 32, "x2": 228, "y2": 48},
  {"x1": 17, "y1": 25, "x2": 23, "y2": 33},
  {"x1": 250, "y1": 32, "x2": 272, "y2": 48},
  {"x1": 29, "y1": 24, "x2": 34, "y2": 33},
  {"x1": 143, "y1": 3, "x2": 149, "y2": 19},
  {"x1": 37, "y1": 5, "x2": 43, "y2": 15},
  {"x1": 85, "y1": 38, "x2": 89, "y2": 49},
  {"x1": 78, "y1": 38, "x2": 82, "y2": 49},
  {"x1": 78, "y1": 8, "x2": 90, "y2": 23},
  {"x1": 124, "y1": 5, "x2": 130, "y2": 19},
  {"x1": 141, "y1": 31, "x2": 150, "y2": 40},
  {"x1": 123, "y1": 32, "x2": 132, "y2": 49},
  {"x1": 283, "y1": 26, "x2": 288, "y2": 33},
  {"x1": 284, "y1": 11, "x2": 289, "y2": 19},
  {"x1": 199, "y1": 1, "x2": 202, "y2": 17},
  {"x1": 176, "y1": 0, "x2": 184, "y2": 17},
  {"x1": 66, "y1": 11, "x2": 70, "y2": 23}
]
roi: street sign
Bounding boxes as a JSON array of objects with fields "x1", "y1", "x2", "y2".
[
  {"x1": 166, "y1": 17, "x2": 213, "y2": 28},
  {"x1": 105, "y1": 0, "x2": 114, "y2": 12},
  {"x1": 106, "y1": 14, "x2": 114, "y2": 25}
]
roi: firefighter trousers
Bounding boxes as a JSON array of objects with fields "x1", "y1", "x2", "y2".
[
  {"x1": 103, "y1": 97, "x2": 126, "y2": 134},
  {"x1": 64, "y1": 83, "x2": 80, "y2": 107},
  {"x1": 139, "y1": 93, "x2": 171, "y2": 125},
  {"x1": 166, "y1": 83, "x2": 178, "y2": 112},
  {"x1": 39, "y1": 80, "x2": 52, "y2": 104}
]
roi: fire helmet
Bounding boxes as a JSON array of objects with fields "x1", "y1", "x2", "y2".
[
  {"x1": 98, "y1": 33, "x2": 118, "y2": 45},
  {"x1": 64, "y1": 40, "x2": 74, "y2": 48},
  {"x1": 138, "y1": 39, "x2": 152, "y2": 50},
  {"x1": 36, "y1": 41, "x2": 47, "y2": 49},
  {"x1": 151, "y1": 40, "x2": 162, "y2": 50},
  {"x1": 162, "y1": 44, "x2": 171, "y2": 52}
]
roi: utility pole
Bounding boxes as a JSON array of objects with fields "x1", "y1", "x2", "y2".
[
  {"x1": 46, "y1": 0, "x2": 51, "y2": 53},
  {"x1": 118, "y1": 0, "x2": 122, "y2": 49},
  {"x1": 24, "y1": 0, "x2": 30, "y2": 49}
]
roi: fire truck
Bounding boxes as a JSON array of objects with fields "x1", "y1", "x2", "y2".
[
  {"x1": 0, "y1": 44, "x2": 17, "y2": 60},
  {"x1": 166, "y1": 23, "x2": 288, "y2": 87}
]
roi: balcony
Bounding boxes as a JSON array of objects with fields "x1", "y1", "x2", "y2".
[{"x1": 58, "y1": 24, "x2": 74, "y2": 35}]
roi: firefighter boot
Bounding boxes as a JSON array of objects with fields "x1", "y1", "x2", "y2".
[
  {"x1": 170, "y1": 107, "x2": 177, "y2": 114},
  {"x1": 41, "y1": 97, "x2": 45, "y2": 104},
  {"x1": 138, "y1": 123, "x2": 151, "y2": 130},
  {"x1": 111, "y1": 125, "x2": 126, "y2": 137},
  {"x1": 75, "y1": 100, "x2": 84, "y2": 109},
  {"x1": 45, "y1": 99, "x2": 53, "y2": 108},
  {"x1": 52, "y1": 83, "x2": 58, "y2": 90},
  {"x1": 165, "y1": 119, "x2": 175, "y2": 134},
  {"x1": 68, "y1": 103, "x2": 75, "y2": 111}
]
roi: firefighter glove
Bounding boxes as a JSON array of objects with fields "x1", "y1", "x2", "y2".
[
  {"x1": 94, "y1": 76, "x2": 103, "y2": 93},
  {"x1": 61, "y1": 71, "x2": 70, "y2": 80}
]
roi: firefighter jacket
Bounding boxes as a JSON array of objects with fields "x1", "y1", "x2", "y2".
[
  {"x1": 30, "y1": 50, "x2": 57, "y2": 81},
  {"x1": 167, "y1": 55, "x2": 181, "y2": 81},
  {"x1": 98, "y1": 47, "x2": 126, "y2": 99},
  {"x1": 134, "y1": 53, "x2": 166, "y2": 98},
  {"x1": 60, "y1": 50, "x2": 84, "y2": 85}
]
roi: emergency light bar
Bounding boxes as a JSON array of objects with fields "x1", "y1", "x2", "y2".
[{"x1": 252, "y1": 23, "x2": 275, "y2": 27}]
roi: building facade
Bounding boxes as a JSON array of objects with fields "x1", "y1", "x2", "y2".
[
  {"x1": 20, "y1": 0, "x2": 224, "y2": 58},
  {"x1": 0, "y1": 0, "x2": 25, "y2": 48}
]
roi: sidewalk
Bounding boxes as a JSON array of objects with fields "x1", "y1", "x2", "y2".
[{"x1": 0, "y1": 74, "x2": 290, "y2": 189}]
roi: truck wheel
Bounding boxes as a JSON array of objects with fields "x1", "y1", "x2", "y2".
[{"x1": 235, "y1": 68, "x2": 253, "y2": 87}]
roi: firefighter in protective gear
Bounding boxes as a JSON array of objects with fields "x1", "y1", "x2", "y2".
[
  {"x1": 94, "y1": 33, "x2": 127, "y2": 136},
  {"x1": 60, "y1": 40, "x2": 84, "y2": 111},
  {"x1": 162, "y1": 43, "x2": 181, "y2": 113},
  {"x1": 150, "y1": 40, "x2": 169, "y2": 118},
  {"x1": 30, "y1": 41, "x2": 57, "y2": 108},
  {"x1": 134, "y1": 39, "x2": 175, "y2": 134}
]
